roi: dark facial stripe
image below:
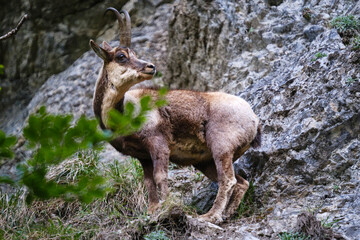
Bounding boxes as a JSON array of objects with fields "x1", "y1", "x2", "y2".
[
  {"x1": 114, "y1": 97, "x2": 124, "y2": 113},
  {"x1": 93, "y1": 67, "x2": 125, "y2": 130},
  {"x1": 93, "y1": 68, "x2": 108, "y2": 129},
  {"x1": 115, "y1": 47, "x2": 148, "y2": 72}
]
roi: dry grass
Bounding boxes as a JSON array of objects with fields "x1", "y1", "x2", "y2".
[
  {"x1": 46, "y1": 150, "x2": 101, "y2": 183},
  {"x1": 0, "y1": 153, "x2": 196, "y2": 239}
]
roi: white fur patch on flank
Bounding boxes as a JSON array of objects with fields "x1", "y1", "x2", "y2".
[
  {"x1": 143, "y1": 109, "x2": 161, "y2": 129},
  {"x1": 124, "y1": 90, "x2": 161, "y2": 129}
]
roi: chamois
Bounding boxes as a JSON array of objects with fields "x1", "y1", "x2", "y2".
[{"x1": 89, "y1": 7, "x2": 261, "y2": 224}]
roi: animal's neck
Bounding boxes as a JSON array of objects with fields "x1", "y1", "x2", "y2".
[{"x1": 93, "y1": 67, "x2": 131, "y2": 129}]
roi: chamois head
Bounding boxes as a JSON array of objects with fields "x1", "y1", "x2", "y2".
[{"x1": 89, "y1": 8, "x2": 156, "y2": 89}]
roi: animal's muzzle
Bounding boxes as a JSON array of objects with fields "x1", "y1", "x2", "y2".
[
  {"x1": 145, "y1": 63, "x2": 156, "y2": 75},
  {"x1": 146, "y1": 63, "x2": 156, "y2": 75}
]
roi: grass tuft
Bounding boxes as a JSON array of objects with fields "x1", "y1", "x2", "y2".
[
  {"x1": 331, "y1": 15, "x2": 360, "y2": 46},
  {"x1": 311, "y1": 52, "x2": 327, "y2": 61},
  {"x1": 144, "y1": 230, "x2": 170, "y2": 240},
  {"x1": 105, "y1": 157, "x2": 147, "y2": 217},
  {"x1": 278, "y1": 231, "x2": 310, "y2": 240},
  {"x1": 0, "y1": 156, "x2": 150, "y2": 239},
  {"x1": 331, "y1": 15, "x2": 360, "y2": 34},
  {"x1": 235, "y1": 181, "x2": 257, "y2": 217},
  {"x1": 47, "y1": 150, "x2": 101, "y2": 183}
]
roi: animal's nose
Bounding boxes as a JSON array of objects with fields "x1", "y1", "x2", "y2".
[
  {"x1": 146, "y1": 64, "x2": 156, "y2": 74},
  {"x1": 147, "y1": 64, "x2": 155, "y2": 70}
]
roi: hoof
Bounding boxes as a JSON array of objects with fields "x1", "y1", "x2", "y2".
[
  {"x1": 223, "y1": 209, "x2": 235, "y2": 220},
  {"x1": 147, "y1": 202, "x2": 160, "y2": 214},
  {"x1": 198, "y1": 212, "x2": 223, "y2": 224}
]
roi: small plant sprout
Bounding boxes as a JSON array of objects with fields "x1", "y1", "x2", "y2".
[
  {"x1": 346, "y1": 77, "x2": 358, "y2": 85},
  {"x1": 321, "y1": 216, "x2": 342, "y2": 229},
  {"x1": 311, "y1": 52, "x2": 327, "y2": 61},
  {"x1": 155, "y1": 71, "x2": 163, "y2": 78},
  {"x1": 352, "y1": 36, "x2": 360, "y2": 50},
  {"x1": 302, "y1": 8, "x2": 312, "y2": 21},
  {"x1": 144, "y1": 230, "x2": 170, "y2": 240},
  {"x1": 194, "y1": 172, "x2": 204, "y2": 182},
  {"x1": 278, "y1": 231, "x2": 310, "y2": 240}
]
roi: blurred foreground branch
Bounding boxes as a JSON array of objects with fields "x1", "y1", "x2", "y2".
[{"x1": 0, "y1": 14, "x2": 28, "y2": 41}]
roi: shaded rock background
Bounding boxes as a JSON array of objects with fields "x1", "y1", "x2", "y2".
[
  {"x1": 0, "y1": 0, "x2": 122, "y2": 124},
  {"x1": 0, "y1": 0, "x2": 168, "y2": 132},
  {"x1": 1, "y1": 0, "x2": 360, "y2": 239}
]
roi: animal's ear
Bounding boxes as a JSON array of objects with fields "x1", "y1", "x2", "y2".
[
  {"x1": 102, "y1": 41, "x2": 112, "y2": 51},
  {"x1": 90, "y1": 39, "x2": 111, "y2": 62}
]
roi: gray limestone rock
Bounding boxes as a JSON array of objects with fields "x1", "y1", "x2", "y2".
[
  {"x1": 304, "y1": 25, "x2": 325, "y2": 41},
  {"x1": 166, "y1": 0, "x2": 360, "y2": 238}
]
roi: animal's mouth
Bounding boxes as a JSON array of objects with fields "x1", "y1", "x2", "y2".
[
  {"x1": 142, "y1": 69, "x2": 156, "y2": 76},
  {"x1": 140, "y1": 69, "x2": 156, "y2": 80}
]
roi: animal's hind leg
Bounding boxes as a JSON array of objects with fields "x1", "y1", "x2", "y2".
[
  {"x1": 224, "y1": 174, "x2": 249, "y2": 219},
  {"x1": 198, "y1": 152, "x2": 237, "y2": 224}
]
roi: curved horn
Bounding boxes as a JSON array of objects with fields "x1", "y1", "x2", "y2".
[{"x1": 105, "y1": 7, "x2": 131, "y2": 48}]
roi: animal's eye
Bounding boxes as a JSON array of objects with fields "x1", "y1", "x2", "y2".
[{"x1": 116, "y1": 53, "x2": 126, "y2": 62}]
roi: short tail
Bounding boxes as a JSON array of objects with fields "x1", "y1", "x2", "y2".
[{"x1": 251, "y1": 124, "x2": 262, "y2": 148}]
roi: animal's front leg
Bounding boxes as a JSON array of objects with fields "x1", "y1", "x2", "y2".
[
  {"x1": 154, "y1": 159, "x2": 169, "y2": 201},
  {"x1": 145, "y1": 136, "x2": 170, "y2": 201},
  {"x1": 139, "y1": 159, "x2": 159, "y2": 214}
]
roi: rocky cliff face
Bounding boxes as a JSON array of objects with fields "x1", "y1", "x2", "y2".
[
  {"x1": 168, "y1": 0, "x2": 360, "y2": 239},
  {"x1": 1, "y1": 0, "x2": 359, "y2": 239}
]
